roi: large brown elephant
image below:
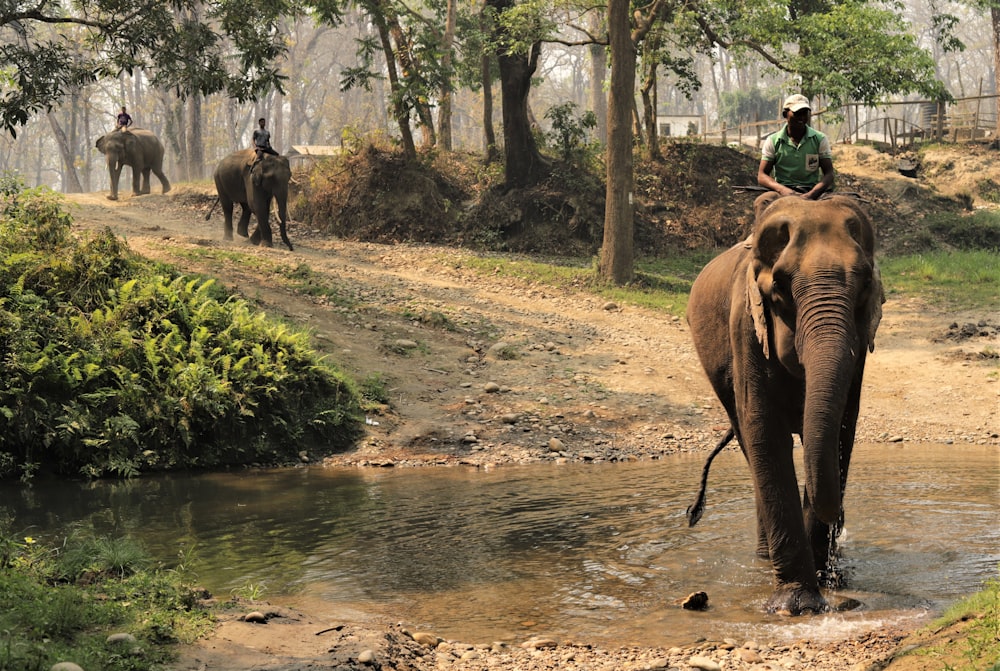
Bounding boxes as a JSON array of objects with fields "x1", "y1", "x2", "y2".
[
  {"x1": 685, "y1": 192, "x2": 884, "y2": 615},
  {"x1": 213, "y1": 149, "x2": 293, "y2": 251},
  {"x1": 95, "y1": 129, "x2": 171, "y2": 201}
]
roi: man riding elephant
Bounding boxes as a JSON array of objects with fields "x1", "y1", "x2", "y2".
[
  {"x1": 95, "y1": 128, "x2": 171, "y2": 201},
  {"x1": 212, "y1": 148, "x2": 293, "y2": 251}
]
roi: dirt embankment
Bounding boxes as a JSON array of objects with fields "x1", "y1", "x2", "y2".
[{"x1": 60, "y1": 142, "x2": 999, "y2": 671}]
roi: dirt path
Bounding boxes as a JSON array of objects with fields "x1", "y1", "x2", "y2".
[{"x1": 63, "y1": 189, "x2": 999, "y2": 671}]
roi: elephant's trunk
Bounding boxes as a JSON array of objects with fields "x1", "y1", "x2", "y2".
[{"x1": 798, "y1": 284, "x2": 858, "y2": 526}]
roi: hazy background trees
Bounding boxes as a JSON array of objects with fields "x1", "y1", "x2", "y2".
[{"x1": 0, "y1": 0, "x2": 993, "y2": 198}]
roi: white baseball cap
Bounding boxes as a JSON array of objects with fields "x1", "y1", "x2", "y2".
[{"x1": 783, "y1": 94, "x2": 811, "y2": 113}]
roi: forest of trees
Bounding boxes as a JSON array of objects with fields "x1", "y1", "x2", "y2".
[{"x1": 0, "y1": 0, "x2": 996, "y2": 280}]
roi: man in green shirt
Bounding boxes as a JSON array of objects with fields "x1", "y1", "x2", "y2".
[{"x1": 757, "y1": 94, "x2": 835, "y2": 200}]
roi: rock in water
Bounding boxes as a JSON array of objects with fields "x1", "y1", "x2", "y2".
[{"x1": 681, "y1": 591, "x2": 709, "y2": 610}]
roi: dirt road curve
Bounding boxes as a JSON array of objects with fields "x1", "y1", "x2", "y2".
[{"x1": 64, "y1": 189, "x2": 998, "y2": 462}]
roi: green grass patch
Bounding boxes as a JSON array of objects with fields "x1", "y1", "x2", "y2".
[
  {"x1": 441, "y1": 245, "x2": 999, "y2": 318},
  {"x1": 927, "y1": 569, "x2": 1000, "y2": 671},
  {"x1": 164, "y1": 246, "x2": 357, "y2": 307},
  {"x1": 436, "y1": 251, "x2": 714, "y2": 318},
  {"x1": 879, "y1": 250, "x2": 1000, "y2": 309},
  {"x1": 0, "y1": 528, "x2": 213, "y2": 671}
]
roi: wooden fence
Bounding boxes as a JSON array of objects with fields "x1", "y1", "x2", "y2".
[{"x1": 695, "y1": 94, "x2": 999, "y2": 152}]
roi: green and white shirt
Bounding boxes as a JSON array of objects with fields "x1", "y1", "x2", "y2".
[{"x1": 761, "y1": 126, "x2": 832, "y2": 189}]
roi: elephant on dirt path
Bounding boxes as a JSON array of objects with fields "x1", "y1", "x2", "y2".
[
  {"x1": 95, "y1": 129, "x2": 171, "y2": 201},
  {"x1": 212, "y1": 149, "x2": 293, "y2": 251},
  {"x1": 686, "y1": 192, "x2": 884, "y2": 615}
]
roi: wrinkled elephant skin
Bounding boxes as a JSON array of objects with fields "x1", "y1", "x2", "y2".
[
  {"x1": 686, "y1": 192, "x2": 884, "y2": 615},
  {"x1": 213, "y1": 149, "x2": 293, "y2": 251},
  {"x1": 95, "y1": 129, "x2": 171, "y2": 201}
]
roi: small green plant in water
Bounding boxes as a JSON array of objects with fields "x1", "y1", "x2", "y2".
[{"x1": 232, "y1": 581, "x2": 267, "y2": 601}]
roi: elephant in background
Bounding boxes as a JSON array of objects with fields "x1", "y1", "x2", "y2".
[
  {"x1": 95, "y1": 129, "x2": 171, "y2": 200},
  {"x1": 685, "y1": 192, "x2": 884, "y2": 615},
  {"x1": 212, "y1": 149, "x2": 293, "y2": 251}
]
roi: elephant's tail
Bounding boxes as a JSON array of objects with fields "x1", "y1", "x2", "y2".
[
  {"x1": 686, "y1": 427, "x2": 735, "y2": 527},
  {"x1": 205, "y1": 196, "x2": 219, "y2": 221}
]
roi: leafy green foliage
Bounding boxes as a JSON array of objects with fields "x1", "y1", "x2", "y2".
[
  {"x1": 672, "y1": 0, "x2": 950, "y2": 108},
  {"x1": 0, "y1": 527, "x2": 213, "y2": 671},
  {"x1": 0, "y1": 0, "x2": 292, "y2": 136},
  {"x1": 925, "y1": 211, "x2": 1000, "y2": 250},
  {"x1": 544, "y1": 102, "x2": 598, "y2": 164},
  {"x1": 0, "y1": 184, "x2": 363, "y2": 481},
  {"x1": 718, "y1": 88, "x2": 782, "y2": 126}
]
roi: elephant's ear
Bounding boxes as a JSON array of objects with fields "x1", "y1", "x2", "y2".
[
  {"x1": 864, "y1": 262, "x2": 885, "y2": 352},
  {"x1": 96, "y1": 136, "x2": 106, "y2": 152},
  {"x1": 745, "y1": 262, "x2": 771, "y2": 359}
]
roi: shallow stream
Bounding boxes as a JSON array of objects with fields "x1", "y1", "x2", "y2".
[{"x1": 4, "y1": 443, "x2": 997, "y2": 647}]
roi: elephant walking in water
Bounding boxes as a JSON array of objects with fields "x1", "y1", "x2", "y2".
[
  {"x1": 686, "y1": 192, "x2": 883, "y2": 615},
  {"x1": 212, "y1": 149, "x2": 293, "y2": 251},
  {"x1": 95, "y1": 129, "x2": 171, "y2": 201}
]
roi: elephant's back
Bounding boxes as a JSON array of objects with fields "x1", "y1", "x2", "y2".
[{"x1": 215, "y1": 149, "x2": 255, "y2": 175}]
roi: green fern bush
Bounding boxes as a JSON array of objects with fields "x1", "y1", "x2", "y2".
[{"x1": 0, "y1": 179, "x2": 362, "y2": 480}]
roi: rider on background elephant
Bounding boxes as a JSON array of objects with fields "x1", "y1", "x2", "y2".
[
  {"x1": 686, "y1": 191, "x2": 883, "y2": 615},
  {"x1": 95, "y1": 128, "x2": 171, "y2": 201},
  {"x1": 212, "y1": 148, "x2": 293, "y2": 251}
]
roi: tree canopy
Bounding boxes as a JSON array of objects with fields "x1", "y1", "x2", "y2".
[{"x1": 0, "y1": 0, "x2": 290, "y2": 136}]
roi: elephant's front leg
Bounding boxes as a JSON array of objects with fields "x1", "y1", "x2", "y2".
[
  {"x1": 747, "y1": 431, "x2": 827, "y2": 615},
  {"x1": 131, "y1": 167, "x2": 142, "y2": 196},
  {"x1": 140, "y1": 168, "x2": 152, "y2": 194}
]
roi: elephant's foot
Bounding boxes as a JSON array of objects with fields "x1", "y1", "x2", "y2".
[
  {"x1": 106, "y1": 194, "x2": 118, "y2": 201},
  {"x1": 162, "y1": 185, "x2": 171, "y2": 194},
  {"x1": 765, "y1": 584, "x2": 829, "y2": 616}
]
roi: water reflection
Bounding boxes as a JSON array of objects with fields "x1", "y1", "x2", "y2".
[{"x1": 2, "y1": 444, "x2": 997, "y2": 647}]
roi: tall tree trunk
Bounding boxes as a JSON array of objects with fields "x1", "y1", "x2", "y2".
[
  {"x1": 589, "y1": 11, "x2": 608, "y2": 145},
  {"x1": 600, "y1": 0, "x2": 635, "y2": 284},
  {"x1": 482, "y1": 48, "x2": 498, "y2": 161},
  {"x1": 48, "y1": 112, "x2": 84, "y2": 193},
  {"x1": 993, "y1": 7, "x2": 1000, "y2": 137},
  {"x1": 488, "y1": 0, "x2": 547, "y2": 187},
  {"x1": 274, "y1": 91, "x2": 284, "y2": 151},
  {"x1": 387, "y1": 14, "x2": 436, "y2": 147},
  {"x1": 631, "y1": 96, "x2": 644, "y2": 146},
  {"x1": 172, "y1": 97, "x2": 189, "y2": 182},
  {"x1": 83, "y1": 98, "x2": 92, "y2": 192},
  {"x1": 438, "y1": 0, "x2": 457, "y2": 150},
  {"x1": 640, "y1": 36, "x2": 660, "y2": 160},
  {"x1": 374, "y1": 13, "x2": 417, "y2": 159},
  {"x1": 187, "y1": 93, "x2": 204, "y2": 180}
]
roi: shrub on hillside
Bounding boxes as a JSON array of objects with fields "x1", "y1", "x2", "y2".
[{"x1": 0, "y1": 180, "x2": 363, "y2": 480}]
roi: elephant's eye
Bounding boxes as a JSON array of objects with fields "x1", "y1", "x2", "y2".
[{"x1": 770, "y1": 272, "x2": 790, "y2": 301}]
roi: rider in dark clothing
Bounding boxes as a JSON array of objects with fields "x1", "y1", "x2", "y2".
[
  {"x1": 252, "y1": 118, "x2": 279, "y2": 163},
  {"x1": 116, "y1": 106, "x2": 133, "y2": 132}
]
